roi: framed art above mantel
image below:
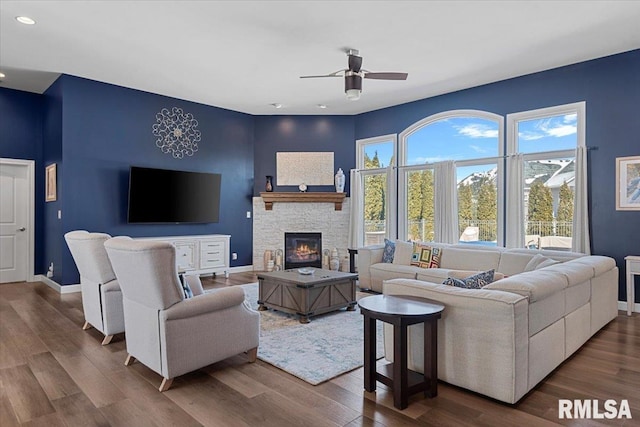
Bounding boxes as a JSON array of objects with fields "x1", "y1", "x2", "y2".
[{"x1": 276, "y1": 152, "x2": 334, "y2": 186}]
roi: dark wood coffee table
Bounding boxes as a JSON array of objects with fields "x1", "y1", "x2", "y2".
[
  {"x1": 358, "y1": 294, "x2": 444, "y2": 410},
  {"x1": 257, "y1": 269, "x2": 358, "y2": 323}
]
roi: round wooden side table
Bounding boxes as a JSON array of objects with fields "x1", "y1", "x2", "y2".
[{"x1": 358, "y1": 294, "x2": 444, "y2": 410}]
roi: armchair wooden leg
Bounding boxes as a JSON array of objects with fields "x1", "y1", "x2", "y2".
[
  {"x1": 159, "y1": 378, "x2": 173, "y2": 392},
  {"x1": 247, "y1": 347, "x2": 258, "y2": 363},
  {"x1": 124, "y1": 354, "x2": 135, "y2": 366},
  {"x1": 82, "y1": 321, "x2": 91, "y2": 330},
  {"x1": 101, "y1": 335, "x2": 114, "y2": 346}
]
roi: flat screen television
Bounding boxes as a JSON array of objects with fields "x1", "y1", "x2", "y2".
[{"x1": 127, "y1": 166, "x2": 221, "y2": 223}]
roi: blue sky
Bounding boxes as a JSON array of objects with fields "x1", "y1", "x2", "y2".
[{"x1": 364, "y1": 114, "x2": 577, "y2": 182}]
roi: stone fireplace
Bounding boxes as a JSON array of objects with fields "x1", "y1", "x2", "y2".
[
  {"x1": 252, "y1": 196, "x2": 351, "y2": 271},
  {"x1": 284, "y1": 232, "x2": 322, "y2": 270}
]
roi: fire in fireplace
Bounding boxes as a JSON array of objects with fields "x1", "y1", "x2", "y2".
[{"x1": 284, "y1": 232, "x2": 322, "y2": 270}]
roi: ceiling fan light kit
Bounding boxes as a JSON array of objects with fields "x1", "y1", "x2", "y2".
[{"x1": 300, "y1": 48, "x2": 408, "y2": 101}]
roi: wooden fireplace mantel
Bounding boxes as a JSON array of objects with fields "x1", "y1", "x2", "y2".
[{"x1": 260, "y1": 192, "x2": 346, "y2": 211}]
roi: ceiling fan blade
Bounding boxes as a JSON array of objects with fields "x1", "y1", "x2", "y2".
[
  {"x1": 300, "y1": 69, "x2": 344, "y2": 79},
  {"x1": 364, "y1": 72, "x2": 408, "y2": 80}
]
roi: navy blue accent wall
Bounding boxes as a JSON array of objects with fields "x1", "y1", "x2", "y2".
[
  {"x1": 355, "y1": 50, "x2": 640, "y2": 302},
  {"x1": 0, "y1": 88, "x2": 45, "y2": 274},
  {"x1": 52, "y1": 75, "x2": 254, "y2": 284},
  {"x1": 42, "y1": 78, "x2": 65, "y2": 282},
  {"x1": 253, "y1": 115, "x2": 355, "y2": 195}
]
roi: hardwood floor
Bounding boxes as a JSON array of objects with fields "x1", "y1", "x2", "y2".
[{"x1": 1, "y1": 274, "x2": 638, "y2": 426}]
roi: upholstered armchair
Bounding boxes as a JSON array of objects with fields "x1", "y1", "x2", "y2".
[
  {"x1": 64, "y1": 230, "x2": 124, "y2": 345},
  {"x1": 104, "y1": 237, "x2": 259, "y2": 392}
]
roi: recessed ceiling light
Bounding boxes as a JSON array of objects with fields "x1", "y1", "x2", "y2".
[
  {"x1": 16, "y1": 16, "x2": 36, "y2": 25},
  {"x1": 271, "y1": 103, "x2": 283, "y2": 109},
  {"x1": 317, "y1": 104, "x2": 327, "y2": 109}
]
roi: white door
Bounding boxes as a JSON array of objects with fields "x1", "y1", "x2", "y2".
[{"x1": 0, "y1": 160, "x2": 32, "y2": 283}]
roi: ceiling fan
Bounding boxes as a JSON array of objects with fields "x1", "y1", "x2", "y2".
[{"x1": 300, "y1": 49, "x2": 408, "y2": 101}]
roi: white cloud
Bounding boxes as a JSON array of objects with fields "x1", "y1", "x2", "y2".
[
  {"x1": 545, "y1": 124, "x2": 577, "y2": 137},
  {"x1": 537, "y1": 117, "x2": 577, "y2": 137},
  {"x1": 518, "y1": 131, "x2": 544, "y2": 141},
  {"x1": 469, "y1": 144, "x2": 488, "y2": 153},
  {"x1": 456, "y1": 124, "x2": 499, "y2": 139}
]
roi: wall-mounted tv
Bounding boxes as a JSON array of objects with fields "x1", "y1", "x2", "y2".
[{"x1": 128, "y1": 166, "x2": 221, "y2": 223}]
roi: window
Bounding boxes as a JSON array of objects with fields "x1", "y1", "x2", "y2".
[
  {"x1": 355, "y1": 135, "x2": 397, "y2": 246},
  {"x1": 507, "y1": 102, "x2": 585, "y2": 250},
  {"x1": 399, "y1": 111, "x2": 503, "y2": 244},
  {"x1": 354, "y1": 103, "x2": 586, "y2": 251}
]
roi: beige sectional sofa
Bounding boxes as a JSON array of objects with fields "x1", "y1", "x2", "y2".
[{"x1": 357, "y1": 241, "x2": 619, "y2": 404}]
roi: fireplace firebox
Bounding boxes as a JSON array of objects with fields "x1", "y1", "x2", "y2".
[{"x1": 284, "y1": 232, "x2": 322, "y2": 270}]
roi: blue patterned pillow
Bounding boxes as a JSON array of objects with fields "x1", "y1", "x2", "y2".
[
  {"x1": 442, "y1": 269, "x2": 495, "y2": 289},
  {"x1": 382, "y1": 239, "x2": 396, "y2": 263},
  {"x1": 178, "y1": 274, "x2": 194, "y2": 298}
]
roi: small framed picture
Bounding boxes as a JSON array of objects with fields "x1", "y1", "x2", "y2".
[
  {"x1": 45, "y1": 163, "x2": 57, "y2": 202},
  {"x1": 616, "y1": 156, "x2": 640, "y2": 211}
]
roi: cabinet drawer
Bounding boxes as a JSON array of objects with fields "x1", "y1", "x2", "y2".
[
  {"x1": 202, "y1": 241, "x2": 224, "y2": 252},
  {"x1": 200, "y1": 241, "x2": 225, "y2": 269}
]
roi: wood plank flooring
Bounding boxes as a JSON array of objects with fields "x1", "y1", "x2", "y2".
[{"x1": 1, "y1": 273, "x2": 638, "y2": 426}]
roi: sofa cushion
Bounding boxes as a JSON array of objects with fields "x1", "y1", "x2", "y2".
[
  {"x1": 392, "y1": 240, "x2": 414, "y2": 265},
  {"x1": 442, "y1": 269, "x2": 495, "y2": 289},
  {"x1": 507, "y1": 248, "x2": 584, "y2": 262},
  {"x1": 524, "y1": 254, "x2": 558, "y2": 271},
  {"x1": 415, "y1": 268, "x2": 451, "y2": 283},
  {"x1": 483, "y1": 270, "x2": 568, "y2": 302},
  {"x1": 369, "y1": 263, "x2": 421, "y2": 290},
  {"x1": 568, "y1": 255, "x2": 616, "y2": 277},
  {"x1": 448, "y1": 270, "x2": 505, "y2": 282},
  {"x1": 382, "y1": 239, "x2": 396, "y2": 263},
  {"x1": 410, "y1": 243, "x2": 442, "y2": 268},
  {"x1": 498, "y1": 252, "x2": 537, "y2": 276},
  {"x1": 440, "y1": 247, "x2": 501, "y2": 271},
  {"x1": 540, "y1": 261, "x2": 593, "y2": 287}
]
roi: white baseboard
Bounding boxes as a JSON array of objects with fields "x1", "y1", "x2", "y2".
[
  {"x1": 617, "y1": 300, "x2": 639, "y2": 314},
  {"x1": 36, "y1": 275, "x2": 81, "y2": 294},
  {"x1": 229, "y1": 265, "x2": 254, "y2": 273}
]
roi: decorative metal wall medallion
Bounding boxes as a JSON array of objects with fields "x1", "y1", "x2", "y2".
[{"x1": 152, "y1": 107, "x2": 201, "y2": 158}]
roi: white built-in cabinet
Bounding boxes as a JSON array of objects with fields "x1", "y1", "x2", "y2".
[{"x1": 137, "y1": 234, "x2": 231, "y2": 278}]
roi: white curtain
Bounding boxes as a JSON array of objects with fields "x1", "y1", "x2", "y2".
[
  {"x1": 348, "y1": 169, "x2": 363, "y2": 248},
  {"x1": 572, "y1": 146, "x2": 590, "y2": 254},
  {"x1": 505, "y1": 153, "x2": 524, "y2": 248},
  {"x1": 385, "y1": 165, "x2": 397, "y2": 241},
  {"x1": 434, "y1": 161, "x2": 458, "y2": 244}
]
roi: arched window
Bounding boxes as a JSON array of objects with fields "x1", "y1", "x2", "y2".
[{"x1": 398, "y1": 111, "x2": 503, "y2": 244}]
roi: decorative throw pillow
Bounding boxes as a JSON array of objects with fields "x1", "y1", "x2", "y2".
[
  {"x1": 382, "y1": 238, "x2": 396, "y2": 263},
  {"x1": 178, "y1": 274, "x2": 193, "y2": 299},
  {"x1": 392, "y1": 240, "x2": 414, "y2": 265},
  {"x1": 448, "y1": 270, "x2": 505, "y2": 282},
  {"x1": 442, "y1": 269, "x2": 495, "y2": 289},
  {"x1": 410, "y1": 243, "x2": 441, "y2": 268}
]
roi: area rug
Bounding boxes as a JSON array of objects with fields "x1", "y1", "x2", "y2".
[{"x1": 240, "y1": 283, "x2": 384, "y2": 385}]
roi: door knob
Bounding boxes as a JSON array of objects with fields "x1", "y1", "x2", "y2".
[{"x1": 18, "y1": 227, "x2": 26, "y2": 232}]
